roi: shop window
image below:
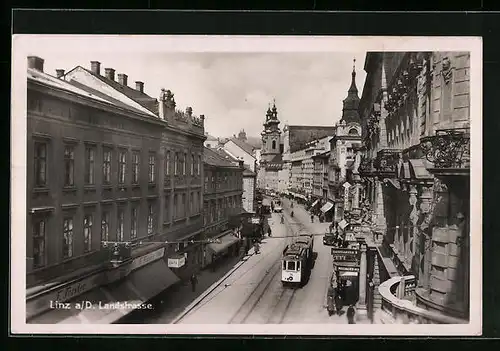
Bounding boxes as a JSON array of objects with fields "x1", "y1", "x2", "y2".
[
  {"x1": 32, "y1": 218, "x2": 46, "y2": 268},
  {"x1": 117, "y1": 209, "x2": 124, "y2": 241}
]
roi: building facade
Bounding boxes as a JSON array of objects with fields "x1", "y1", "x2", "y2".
[
  {"x1": 242, "y1": 168, "x2": 257, "y2": 213},
  {"x1": 223, "y1": 135, "x2": 257, "y2": 172},
  {"x1": 202, "y1": 148, "x2": 244, "y2": 267},
  {"x1": 26, "y1": 57, "x2": 205, "y2": 323},
  {"x1": 358, "y1": 52, "x2": 471, "y2": 321}
]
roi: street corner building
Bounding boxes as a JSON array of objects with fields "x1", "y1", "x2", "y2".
[
  {"x1": 347, "y1": 52, "x2": 471, "y2": 324},
  {"x1": 25, "y1": 56, "x2": 207, "y2": 324}
]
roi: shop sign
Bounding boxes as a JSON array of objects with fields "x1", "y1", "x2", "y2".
[
  {"x1": 251, "y1": 217, "x2": 260, "y2": 224},
  {"x1": 130, "y1": 248, "x2": 165, "y2": 272},
  {"x1": 331, "y1": 248, "x2": 359, "y2": 263},
  {"x1": 168, "y1": 255, "x2": 186, "y2": 268},
  {"x1": 26, "y1": 271, "x2": 105, "y2": 319},
  {"x1": 337, "y1": 265, "x2": 360, "y2": 273}
]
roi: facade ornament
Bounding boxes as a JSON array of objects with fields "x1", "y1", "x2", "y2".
[
  {"x1": 441, "y1": 56, "x2": 453, "y2": 85},
  {"x1": 420, "y1": 128, "x2": 470, "y2": 169},
  {"x1": 409, "y1": 185, "x2": 419, "y2": 225}
]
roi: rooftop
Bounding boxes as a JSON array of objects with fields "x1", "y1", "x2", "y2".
[
  {"x1": 203, "y1": 147, "x2": 240, "y2": 168},
  {"x1": 228, "y1": 137, "x2": 255, "y2": 156}
]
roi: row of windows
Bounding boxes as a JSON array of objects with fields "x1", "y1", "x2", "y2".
[
  {"x1": 34, "y1": 141, "x2": 202, "y2": 188},
  {"x1": 32, "y1": 203, "x2": 156, "y2": 269},
  {"x1": 203, "y1": 195, "x2": 241, "y2": 226},
  {"x1": 168, "y1": 191, "x2": 202, "y2": 220},
  {"x1": 204, "y1": 172, "x2": 242, "y2": 191}
]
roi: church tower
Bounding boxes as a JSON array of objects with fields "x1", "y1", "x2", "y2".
[
  {"x1": 341, "y1": 58, "x2": 361, "y2": 124},
  {"x1": 260, "y1": 101, "x2": 282, "y2": 163}
]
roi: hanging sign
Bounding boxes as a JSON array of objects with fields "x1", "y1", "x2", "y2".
[
  {"x1": 331, "y1": 248, "x2": 359, "y2": 263},
  {"x1": 168, "y1": 255, "x2": 186, "y2": 268}
]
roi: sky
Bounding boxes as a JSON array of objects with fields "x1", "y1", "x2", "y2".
[{"x1": 19, "y1": 36, "x2": 370, "y2": 139}]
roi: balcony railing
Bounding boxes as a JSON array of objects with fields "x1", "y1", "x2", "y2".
[
  {"x1": 374, "y1": 149, "x2": 401, "y2": 176},
  {"x1": 420, "y1": 128, "x2": 470, "y2": 174},
  {"x1": 359, "y1": 157, "x2": 375, "y2": 176}
]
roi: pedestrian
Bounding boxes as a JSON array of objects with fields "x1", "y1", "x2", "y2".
[
  {"x1": 310, "y1": 213, "x2": 314, "y2": 223},
  {"x1": 254, "y1": 241, "x2": 260, "y2": 254},
  {"x1": 281, "y1": 215, "x2": 284, "y2": 224},
  {"x1": 347, "y1": 305, "x2": 356, "y2": 324},
  {"x1": 190, "y1": 273, "x2": 198, "y2": 292},
  {"x1": 268, "y1": 227, "x2": 272, "y2": 237},
  {"x1": 335, "y1": 287, "x2": 343, "y2": 315}
]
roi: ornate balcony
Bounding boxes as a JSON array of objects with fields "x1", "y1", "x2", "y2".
[
  {"x1": 373, "y1": 149, "x2": 401, "y2": 177},
  {"x1": 420, "y1": 128, "x2": 470, "y2": 176}
]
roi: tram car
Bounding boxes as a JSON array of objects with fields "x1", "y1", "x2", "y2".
[{"x1": 281, "y1": 234, "x2": 314, "y2": 286}]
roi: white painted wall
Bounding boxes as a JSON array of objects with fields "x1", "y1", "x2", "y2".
[
  {"x1": 242, "y1": 176, "x2": 255, "y2": 213},
  {"x1": 223, "y1": 141, "x2": 256, "y2": 172}
]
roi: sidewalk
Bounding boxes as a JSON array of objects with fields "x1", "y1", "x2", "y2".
[{"x1": 120, "y1": 250, "x2": 257, "y2": 324}]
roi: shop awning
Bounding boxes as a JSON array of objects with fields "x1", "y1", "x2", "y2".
[
  {"x1": 28, "y1": 260, "x2": 179, "y2": 324},
  {"x1": 207, "y1": 234, "x2": 240, "y2": 255},
  {"x1": 311, "y1": 199, "x2": 319, "y2": 207},
  {"x1": 127, "y1": 259, "x2": 180, "y2": 301},
  {"x1": 320, "y1": 202, "x2": 334, "y2": 213}
]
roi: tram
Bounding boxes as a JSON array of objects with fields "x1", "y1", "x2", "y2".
[{"x1": 281, "y1": 235, "x2": 314, "y2": 286}]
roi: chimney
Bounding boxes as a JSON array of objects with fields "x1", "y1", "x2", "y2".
[
  {"x1": 27, "y1": 56, "x2": 44, "y2": 72},
  {"x1": 104, "y1": 68, "x2": 115, "y2": 81},
  {"x1": 117, "y1": 74, "x2": 128, "y2": 86},
  {"x1": 239, "y1": 159, "x2": 244, "y2": 169},
  {"x1": 55, "y1": 69, "x2": 65, "y2": 78},
  {"x1": 90, "y1": 61, "x2": 101, "y2": 75},
  {"x1": 135, "y1": 81, "x2": 144, "y2": 93}
]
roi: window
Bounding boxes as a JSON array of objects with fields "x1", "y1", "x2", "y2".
[
  {"x1": 204, "y1": 176, "x2": 209, "y2": 190},
  {"x1": 191, "y1": 154, "x2": 194, "y2": 175},
  {"x1": 85, "y1": 147, "x2": 96, "y2": 185},
  {"x1": 197, "y1": 192, "x2": 200, "y2": 213},
  {"x1": 131, "y1": 206, "x2": 138, "y2": 239},
  {"x1": 296, "y1": 261, "x2": 301, "y2": 271},
  {"x1": 132, "y1": 151, "x2": 140, "y2": 184},
  {"x1": 148, "y1": 153, "x2": 156, "y2": 183},
  {"x1": 101, "y1": 211, "x2": 110, "y2": 242},
  {"x1": 182, "y1": 193, "x2": 186, "y2": 217},
  {"x1": 147, "y1": 203, "x2": 154, "y2": 235},
  {"x1": 103, "y1": 149, "x2": 111, "y2": 184},
  {"x1": 190, "y1": 192, "x2": 194, "y2": 214},
  {"x1": 183, "y1": 153, "x2": 187, "y2": 175},
  {"x1": 197, "y1": 155, "x2": 201, "y2": 175},
  {"x1": 62, "y1": 217, "x2": 74, "y2": 259},
  {"x1": 174, "y1": 153, "x2": 179, "y2": 175},
  {"x1": 32, "y1": 219, "x2": 46, "y2": 268},
  {"x1": 83, "y1": 214, "x2": 93, "y2": 253},
  {"x1": 272, "y1": 140, "x2": 276, "y2": 149},
  {"x1": 287, "y1": 261, "x2": 296, "y2": 271},
  {"x1": 118, "y1": 150, "x2": 127, "y2": 184},
  {"x1": 117, "y1": 209, "x2": 124, "y2": 241},
  {"x1": 282, "y1": 261, "x2": 286, "y2": 270},
  {"x1": 64, "y1": 145, "x2": 75, "y2": 186},
  {"x1": 34, "y1": 142, "x2": 47, "y2": 187},
  {"x1": 165, "y1": 195, "x2": 170, "y2": 222},
  {"x1": 165, "y1": 150, "x2": 170, "y2": 177}
]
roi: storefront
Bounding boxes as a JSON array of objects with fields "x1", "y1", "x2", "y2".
[
  {"x1": 204, "y1": 230, "x2": 241, "y2": 266},
  {"x1": 27, "y1": 247, "x2": 179, "y2": 324},
  {"x1": 331, "y1": 247, "x2": 360, "y2": 306}
]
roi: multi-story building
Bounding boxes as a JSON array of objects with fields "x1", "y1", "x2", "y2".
[
  {"x1": 357, "y1": 52, "x2": 471, "y2": 322},
  {"x1": 204, "y1": 133, "x2": 218, "y2": 148},
  {"x1": 312, "y1": 150, "x2": 330, "y2": 206},
  {"x1": 223, "y1": 131, "x2": 257, "y2": 172},
  {"x1": 26, "y1": 57, "x2": 205, "y2": 323},
  {"x1": 202, "y1": 147, "x2": 244, "y2": 267}
]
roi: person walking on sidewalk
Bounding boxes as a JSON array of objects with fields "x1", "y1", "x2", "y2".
[
  {"x1": 310, "y1": 213, "x2": 314, "y2": 223},
  {"x1": 254, "y1": 241, "x2": 260, "y2": 254},
  {"x1": 347, "y1": 305, "x2": 356, "y2": 324},
  {"x1": 190, "y1": 273, "x2": 198, "y2": 293}
]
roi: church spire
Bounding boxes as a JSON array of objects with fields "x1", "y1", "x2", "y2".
[
  {"x1": 341, "y1": 57, "x2": 360, "y2": 123},
  {"x1": 348, "y1": 58, "x2": 358, "y2": 94}
]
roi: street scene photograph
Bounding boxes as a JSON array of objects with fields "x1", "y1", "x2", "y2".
[{"x1": 11, "y1": 35, "x2": 481, "y2": 335}]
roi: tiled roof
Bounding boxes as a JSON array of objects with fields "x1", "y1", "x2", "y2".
[
  {"x1": 203, "y1": 147, "x2": 239, "y2": 168},
  {"x1": 28, "y1": 68, "x2": 111, "y2": 105},
  {"x1": 214, "y1": 148, "x2": 239, "y2": 162},
  {"x1": 287, "y1": 125, "x2": 337, "y2": 153},
  {"x1": 228, "y1": 137, "x2": 255, "y2": 156},
  {"x1": 82, "y1": 67, "x2": 159, "y2": 114}
]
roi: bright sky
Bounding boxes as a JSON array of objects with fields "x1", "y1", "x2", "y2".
[{"x1": 18, "y1": 36, "x2": 370, "y2": 139}]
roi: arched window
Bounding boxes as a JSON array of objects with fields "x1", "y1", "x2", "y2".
[
  {"x1": 272, "y1": 140, "x2": 276, "y2": 149},
  {"x1": 348, "y1": 128, "x2": 358, "y2": 135}
]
